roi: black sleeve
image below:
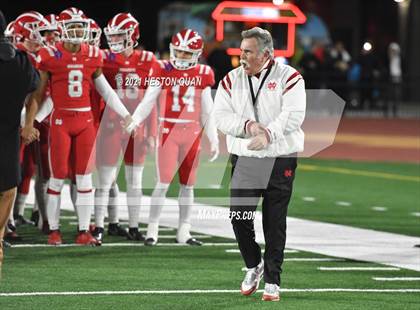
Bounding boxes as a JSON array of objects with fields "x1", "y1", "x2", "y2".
[
  {"x1": 17, "y1": 51, "x2": 40, "y2": 94},
  {"x1": 26, "y1": 59, "x2": 40, "y2": 94}
]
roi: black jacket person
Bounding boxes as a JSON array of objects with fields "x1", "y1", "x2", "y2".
[{"x1": 0, "y1": 10, "x2": 39, "y2": 268}]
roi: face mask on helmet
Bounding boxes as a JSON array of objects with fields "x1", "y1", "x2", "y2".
[
  {"x1": 169, "y1": 44, "x2": 201, "y2": 70},
  {"x1": 61, "y1": 20, "x2": 89, "y2": 44},
  {"x1": 104, "y1": 28, "x2": 136, "y2": 53}
]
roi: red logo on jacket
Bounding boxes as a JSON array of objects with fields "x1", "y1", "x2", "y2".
[{"x1": 267, "y1": 81, "x2": 277, "y2": 90}]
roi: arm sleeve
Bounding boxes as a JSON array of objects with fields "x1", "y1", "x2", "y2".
[
  {"x1": 200, "y1": 86, "x2": 218, "y2": 145},
  {"x1": 35, "y1": 96, "x2": 53, "y2": 123},
  {"x1": 131, "y1": 84, "x2": 162, "y2": 125},
  {"x1": 93, "y1": 74, "x2": 130, "y2": 118},
  {"x1": 266, "y1": 73, "x2": 306, "y2": 143},
  {"x1": 213, "y1": 81, "x2": 248, "y2": 138}
]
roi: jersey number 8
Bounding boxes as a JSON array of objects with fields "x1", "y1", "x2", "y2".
[{"x1": 68, "y1": 70, "x2": 83, "y2": 98}]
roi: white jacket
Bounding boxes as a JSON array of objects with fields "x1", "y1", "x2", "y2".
[{"x1": 214, "y1": 59, "x2": 306, "y2": 158}]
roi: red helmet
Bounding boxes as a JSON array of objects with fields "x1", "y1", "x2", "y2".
[
  {"x1": 4, "y1": 21, "x2": 22, "y2": 45},
  {"x1": 104, "y1": 13, "x2": 139, "y2": 53},
  {"x1": 88, "y1": 19, "x2": 102, "y2": 47},
  {"x1": 58, "y1": 7, "x2": 90, "y2": 44},
  {"x1": 38, "y1": 14, "x2": 60, "y2": 46},
  {"x1": 169, "y1": 28, "x2": 203, "y2": 70},
  {"x1": 14, "y1": 11, "x2": 45, "y2": 43}
]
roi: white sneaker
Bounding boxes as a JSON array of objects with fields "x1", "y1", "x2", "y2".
[
  {"x1": 240, "y1": 259, "x2": 264, "y2": 296},
  {"x1": 261, "y1": 283, "x2": 280, "y2": 301}
]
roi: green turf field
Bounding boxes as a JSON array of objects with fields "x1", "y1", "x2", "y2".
[
  {"x1": 118, "y1": 156, "x2": 420, "y2": 237},
  {"x1": 1, "y1": 211, "x2": 420, "y2": 309},
  {"x1": 1, "y1": 157, "x2": 419, "y2": 309}
]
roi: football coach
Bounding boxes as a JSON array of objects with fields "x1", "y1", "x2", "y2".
[
  {"x1": 214, "y1": 27, "x2": 306, "y2": 302},
  {"x1": 0, "y1": 10, "x2": 39, "y2": 269}
]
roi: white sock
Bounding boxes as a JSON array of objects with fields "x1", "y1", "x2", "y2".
[
  {"x1": 148, "y1": 182, "x2": 169, "y2": 224},
  {"x1": 16, "y1": 193, "x2": 28, "y2": 216},
  {"x1": 125, "y1": 165, "x2": 144, "y2": 229},
  {"x1": 47, "y1": 193, "x2": 61, "y2": 230},
  {"x1": 77, "y1": 191, "x2": 94, "y2": 231},
  {"x1": 177, "y1": 185, "x2": 194, "y2": 242},
  {"x1": 108, "y1": 183, "x2": 119, "y2": 224},
  {"x1": 95, "y1": 166, "x2": 118, "y2": 227},
  {"x1": 94, "y1": 189, "x2": 108, "y2": 229},
  {"x1": 70, "y1": 183, "x2": 77, "y2": 214},
  {"x1": 75, "y1": 174, "x2": 94, "y2": 231},
  {"x1": 178, "y1": 185, "x2": 194, "y2": 226},
  {"x1": 46, "y1": 178, "x2": 64, "y2": 231}
]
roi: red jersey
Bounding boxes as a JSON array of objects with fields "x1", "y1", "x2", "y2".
[
  {"x1": 102, "y1": 49, "x2": 156, "y2": 112},
  {"x1": 37, "y1": 42, "x2": 103, "y2": 110},
  {"x1": 102, "y1": 49, "x2": 158, "y2": 137},
  {"x1": 149, "y1": 60, "x2": 215, "y2": 122}
]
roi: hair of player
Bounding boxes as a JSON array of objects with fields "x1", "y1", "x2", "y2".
[{"x1": 241, "y1": 27, "x2": 274, "y2": 58}]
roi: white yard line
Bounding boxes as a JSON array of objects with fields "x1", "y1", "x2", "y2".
[
  {"x1": 373, "y1": 277, "x2": 420, "y2": 281},
  {"x1": 25, "y1": 185, "x2": 420, "y2": 271},
  {"x1": 371, "y1": 207, "x2": 387, "y2": 212},
  {"x1": 1, "y1": 288, "x2": 420, "y2": 297},
  {"x1": 11, "y1": 242, "x2": 240, "y2": 248},
  {"x1": 318, "y1": 267, "x2": 400, "y2": 271},
  {"x1": 302, "y1": 197, "x2": 316, "y2": 202},
  {"x1": 335, "y1": 201, "x2": 352, "y2": 207},
  {"x1": 225, "y1": 249, "x2": 299, "y2": 254},
  {"x1": 285, "y1": 258, "x2": 345, "y2": 262}
]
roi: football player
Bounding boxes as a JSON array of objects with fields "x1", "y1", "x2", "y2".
[
  {"x1": 128, "y1": 29, "x2": 219, "y2": 246},
  {"x1": 92, "y1": 13, "x2": 158, "y2": 244},
  {"x1": 27, "y1": 7, "x2": 134, "y2": 245}
]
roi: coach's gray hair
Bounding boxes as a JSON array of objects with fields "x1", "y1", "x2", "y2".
[{"x1": 241, "y1": 27, "x2": 274, "y2": 57}]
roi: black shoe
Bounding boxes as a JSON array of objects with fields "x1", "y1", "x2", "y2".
[
  {"x1": 92, "y1": 227, "x2": 104, "y2": 245},
  {"x1": 15, "y1": 215, "x2": 34, "y2": 226},
  {"x1": 108, "y1": 223, "x2": 128, "y2": 237},
  {"x1": 30, "y1": 210, "x2": 40, "y2": 225},
  {"x1": 127, "y1": 228, "x2": 145, "y2": 241},
  {"x1": 185, "y1": 238, "x2": 203, "y2": 246},
  {"x1": 1, "y1": 240, "x2": 12, "y2": 249},
  {"x1": 144, "y1": 238, "x2": 157, "y2": 246}
]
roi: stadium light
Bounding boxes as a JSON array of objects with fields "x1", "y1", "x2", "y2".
[{"x1": 363, "y1": 42, "x2": 373, "y2": 52}]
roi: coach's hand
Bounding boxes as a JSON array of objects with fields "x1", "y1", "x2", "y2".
[
  {"x1": 247, "y1": 133, "x2": 269, "y2": 151},
  {"x1": 247, "y1": 122, "x2": 266, "y2": 137},
  {"x1": 21, "y1": 125, "x2": 39, "y2": 145}
]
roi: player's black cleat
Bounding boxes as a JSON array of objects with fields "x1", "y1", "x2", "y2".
[
  {"x1": 92, "y1": 227, "x2": 104, "y2": 245},
  {"x1": 127, "y1": 228, "x2": 145, "y2": 241},
  {"x1": 30, "y1": 210, "x2": 39, "y2": 225},
  {"x1": 108, "y1": 223, "x2": 128, "y2": 237},
  {"x1": 185, "y1": 238, "x2": 203, "y2": 246},
  {"x1": 15, "y1": 215, "x2": 34, "y2": 226},
  {"x1": 144, "y1": 238, "x2": 157, "y2": 246}
]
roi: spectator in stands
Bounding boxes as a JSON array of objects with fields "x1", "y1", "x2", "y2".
[{"x1": 326, "y1": 41, "x2": 351, "y2": 101}]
